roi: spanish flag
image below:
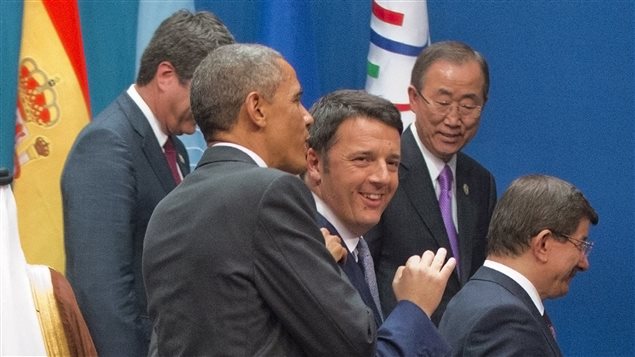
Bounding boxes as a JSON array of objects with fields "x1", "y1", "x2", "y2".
[{"x1": 13, "y1": 0, "x2": 90, "y2": 273}]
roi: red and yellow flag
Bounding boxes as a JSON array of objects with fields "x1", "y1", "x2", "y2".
[{"x1": 13, "y1": 0, "x2": 90, "y2": 272}]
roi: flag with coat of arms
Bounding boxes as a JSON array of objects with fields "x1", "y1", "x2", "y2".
[{"x1": 13, "y1": 0, "x2": 91, "y2": 272}]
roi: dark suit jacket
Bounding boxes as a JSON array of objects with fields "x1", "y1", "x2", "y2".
[
  {"x1": 62, "y1": 91, "x2": 189, "y2": 357},
  {"x1": 367, "y1": 128, "x2": 496, "y2": 325},
  {"x1": 317, "y1": 215, "x2": 451, "y2": 357},
  {"x1": 438, "y1": 266, "x2": 563, "y2": 356},
  {"x1": 143, "y1": 146, "x2": 380, "y2": 356}
]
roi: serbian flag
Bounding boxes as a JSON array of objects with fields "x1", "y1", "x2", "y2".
[
  {"x1": 365, "y1": 0, "x2": 430, "y2": 128},
  {"x1": 13, "y1": 0, "x2": 91, "y2": 272}
]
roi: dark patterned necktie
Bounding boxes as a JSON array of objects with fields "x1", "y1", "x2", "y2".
[
  {"x1": 543, "y1": 311, "x2": 556, "y2": 339},
  {"x1": 163, "y1": 137, "x2": 181, "y2": 185},
  {"x1": 356, "y1": 237, "x2": 383, "y2": 321}
]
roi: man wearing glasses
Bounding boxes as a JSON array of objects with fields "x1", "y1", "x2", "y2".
[
  {"x1": 438, "y1": 174, "x2": 598, "y2": 356},
  {"x1": 367, "y1": 41, "x2": 497, "y2": 324}
]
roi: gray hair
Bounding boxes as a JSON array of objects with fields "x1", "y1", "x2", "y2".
[
  {"x1": 410, "y1": 41, "x2": 490, "y2": 102},
  {"x1": 191, "y1": 44, "x2": 284, "y2": 141},
  {"x1": 137, "y1": 10, "x2": 235, "y2": 86},
  {"x1": 487, "y1": 175, "x2": 599, "y2": 257}
]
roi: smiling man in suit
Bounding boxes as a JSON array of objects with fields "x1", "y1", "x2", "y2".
[
  {"x1": 304, "y1": 89, "x2": 455, "y2": 356},
  {"x1": 367, "y1": 41, "x2": 497, "y2": 325},
  {"x1": 143, "y1": 44, "x2": 456, "y2": 356},
  {"x1": 439, "y1": 175, "x2": 598, "y2": 356},
  {"x1": 61, "y1": 10, "x2": 234, "y2": 357}
]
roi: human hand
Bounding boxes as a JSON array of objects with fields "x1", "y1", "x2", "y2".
[
  {"x1": 392, "y1": 248, "x2": 456, "y2": 317},
  {"x1": 321, "y1": 228, "x2": 347, "y2": 263}
]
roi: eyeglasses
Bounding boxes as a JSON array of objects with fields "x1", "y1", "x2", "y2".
[
  {"x1": 414, "y1": 87, "x2": 482, "y2": 117},
  {"x1": 552, "y1": 231, "x2": 594, "y2": 256}
]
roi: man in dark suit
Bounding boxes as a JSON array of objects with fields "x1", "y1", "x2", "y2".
[
  {"x1": 61, "y1": 10, "x2": 234, "y2": 357},
  {"x1": 304, "y1": 89, "x2": 455, "y2": 356},
  {"x1": 144, "y1": 44, "x2": 453, "y2": 356},
  {"x1": 439, "y1": 175, "x2": 598, "y2": 356},
  {"x1": 367, "y1": 41, "x2": 497, "y2": 324}
]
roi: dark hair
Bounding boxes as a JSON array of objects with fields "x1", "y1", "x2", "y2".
[
  {"x1": 308, "y1": 90, "x2": 402, "y2": 161},
  {"x1": 487, "y1": 175, "x2": 599, "y2": 256},
  {"x1": 191, "y1": 44, "x2": 284, "y2": 141},
  {"x1": 136, "y1": 10, "x2": 234, "y2": 86},
  {"x1": 411, "y1": 41, "x2": 489, "y2": 102}
]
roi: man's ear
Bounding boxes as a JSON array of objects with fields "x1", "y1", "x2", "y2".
[
  {"x1": 531, "y1": 229, "x2": 552, "y2": 263},
  {"x1": 407, "y1": 85, "x2": 419, "y2": 112},
  {"x1": 244, "y1": 91, "x2": 267, "y2": 128},
  {"x1": 155, "y1": 61, "x2": 177, "y2": 91},
  {"x1": 305, "y1": 148, "x2": 322, "y2": 185}
]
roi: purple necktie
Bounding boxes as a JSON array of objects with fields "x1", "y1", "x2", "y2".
[
  {"x1": 438, "y1": 165, "x2": 460, "y2": 275},
  {"x1": 356, "y1": 237, "x2": 383, "y2": 321},
  {"x1": 163, "y1": 137, "x2": 181, "y2": 185}
]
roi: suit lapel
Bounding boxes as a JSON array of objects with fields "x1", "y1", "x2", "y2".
[
  {"x1": 400, "y1": 130, "x2": 453, "y2": 260},
  {"x1": 119, "y1": 94, "x2": 175, "y2": 193},
  {"x1": 455, "y1": 153, "x2": 475, "y2": 284},
  {"x1": 173, "y1": 137, "x2": 191, "y2": 177}
]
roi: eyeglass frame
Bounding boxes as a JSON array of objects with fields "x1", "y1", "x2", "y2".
[
  {"x1": 550, "y1": 230, "x2": 594, "y2": 256},
  {"x1": 413, "y1": 86, "x2": 483, "y2": 118}
]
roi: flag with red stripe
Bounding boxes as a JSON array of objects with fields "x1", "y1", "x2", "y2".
[
  {"x1": 365, "y1": 0, "x2": 430, "y2": 128},
  {"x1": 13, "y1": 0, "x2": 91, "y2": 272}
]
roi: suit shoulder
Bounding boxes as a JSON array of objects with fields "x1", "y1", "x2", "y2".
[
  {"x1": 457, "y1": 152, "x2": 493, "y2": 177},
  {"x1": 258, "y1": 170, "x2": 312, "y2": 198}
]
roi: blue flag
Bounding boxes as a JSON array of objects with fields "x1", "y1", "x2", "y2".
[{"x1": 256, "y1": 1, "x2": 321, "y2": 108}]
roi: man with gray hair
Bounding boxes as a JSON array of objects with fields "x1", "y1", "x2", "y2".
[
  {"x1": 367, "y1": 41, "x2": 497, "y2": 325},
  {"x1": 62, "y1": 10, "x2": 234, "y2": 356},
  {"x1": 143, "y1": 44, "x2": 454, "y2": 356},
  {"x1": 439, "y1": 175, "x2": 598, "y2": 356}
]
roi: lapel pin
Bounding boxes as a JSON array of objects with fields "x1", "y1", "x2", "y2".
[
  {"x1": 463, "y1": 184, "x2": 469, "y2": 196},
  {"x1": 178, "y1": 154, "x2": 185, "y2": 164}
]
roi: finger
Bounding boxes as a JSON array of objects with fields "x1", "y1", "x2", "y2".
[
  {"x1": 430, "y1": 247, "x2": 448, "y2": 270},
  {"x1": 418, "y1": 250, "x2": 435, "y2": 266},
  {"x1": 320, "y1": 227, "x2": 331, "y2": 241},
  {"x1": 440, "y1": 257, "x2": 457, "y2": 279},
  {"x1": 405, "y1": 254, "x2": 421, "y2": 268},
  {"x1": 393, "y1": 266, "x2": 405, "y2": 283}
]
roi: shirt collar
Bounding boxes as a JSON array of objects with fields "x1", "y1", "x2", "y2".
[
  {"x1": 211, "y1": 142, "x2": 268, "y2": 168},
  {"x1": 312, "y1": 193, "x2": 359, "y2": 254},
  {"x1": 483, "y1": 259, "x2": 545, "y2": 315},
  {"x1": 127, "y1": 84, "x2": 168, "y2": 148},
  {"x1": 409, "y1": 124, "x2": 457, "y2": 186}
]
